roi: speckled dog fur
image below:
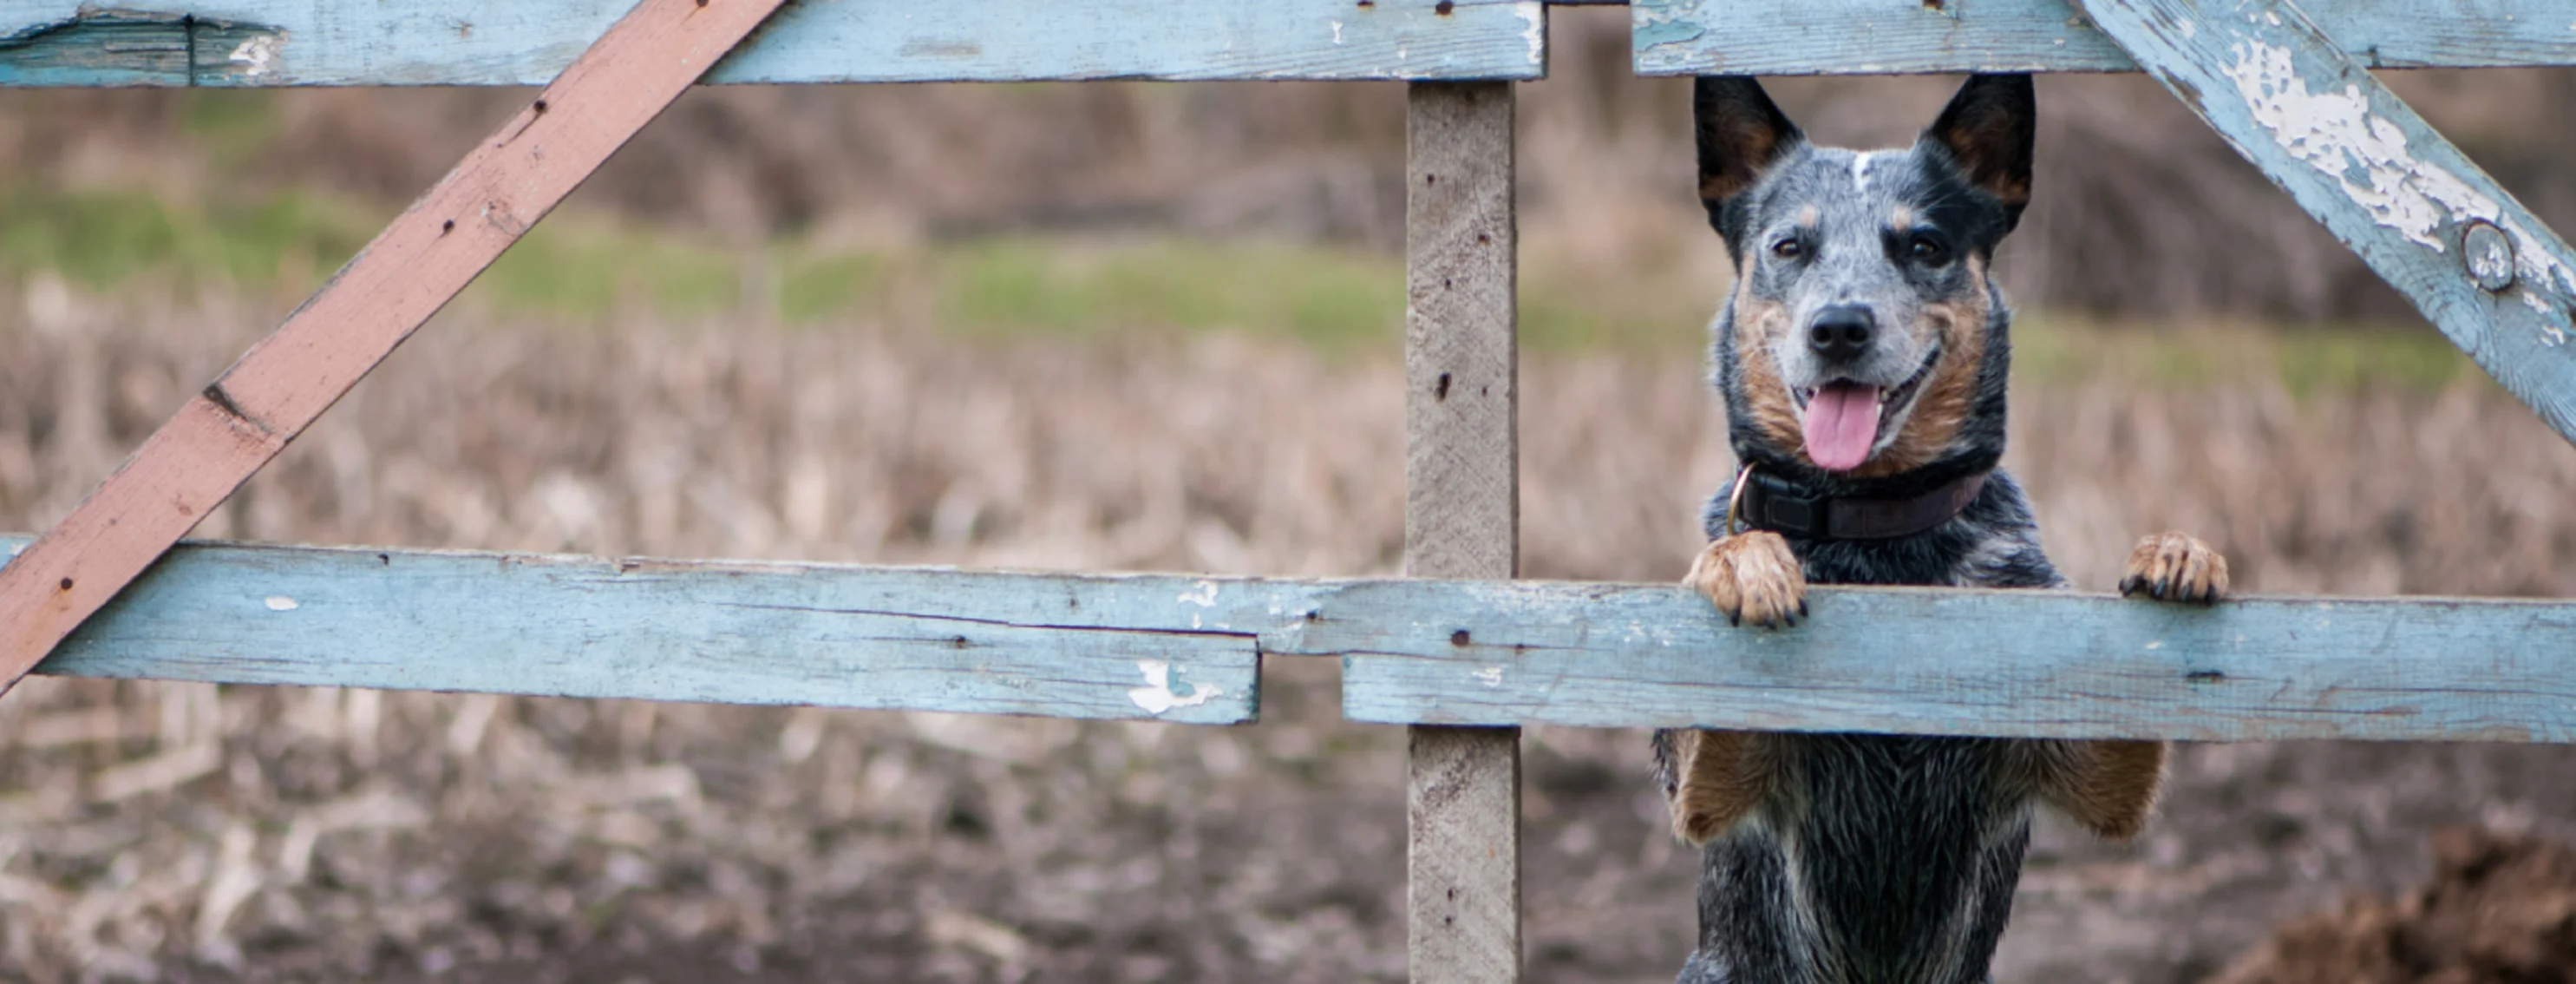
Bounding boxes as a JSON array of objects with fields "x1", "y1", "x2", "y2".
[{"x1": 1654, "y1": 75, "x2": 2227, "y2": 984}]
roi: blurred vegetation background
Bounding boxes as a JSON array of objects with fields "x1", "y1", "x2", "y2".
[{"x1": 3, "y1": 9, "x2": 2576, "y2": 983}]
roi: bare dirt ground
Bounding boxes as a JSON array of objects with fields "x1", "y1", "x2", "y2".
[
  {"x1": 3, "y1": 282, "x2": 2576, "y2": 982},
  {"x1": 2213, "y1": 827, "x2": 2576, "y2": 984}
]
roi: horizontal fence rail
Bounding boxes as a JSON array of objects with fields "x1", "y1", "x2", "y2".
[
  {"x1": 10, "y1": 537, "x2": 1262, "y2": 725},
  {"x1": 1634, "y1": 0, "x2": 2576, "y2": 75},
  {"x1": 0, "y1": 0, "x2": 1546, "y2": 86},
  {"x1": 17, "y1": 537, "x2": 2576, "y2": 743}
]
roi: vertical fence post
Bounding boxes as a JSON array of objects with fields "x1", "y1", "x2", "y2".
[{"x1": 1402, "y1": 80, "x2": 1520, "y2": 982}]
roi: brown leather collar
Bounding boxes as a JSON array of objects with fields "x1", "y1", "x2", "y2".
[{"x1": 1734, "y1": 467, "x2": 1988, "y2": 541}]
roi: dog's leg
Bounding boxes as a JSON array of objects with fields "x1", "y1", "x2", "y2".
[
  {"x1": 1654, "y1": 729, "x2": 1777, "y2": 844},
  {"x1": 2028, "y1": 739, "x2": 2166, "y2": 840},
  {"x1": 1661, "y1": 532, "x2": 1802, "y2": 843},
  {"x1": 2117, "y1": 530, "x2": 2229, "y2": 604},
  {"x1": 2037, "y1": 532, "x2": 2227, "y2": 838},
  {"x1": 1688, "y1": 531, "x2": 1807, "y2": 628}
]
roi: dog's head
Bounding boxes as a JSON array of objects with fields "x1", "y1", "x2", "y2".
[{"x1": 1700, "y1": 75, "x2": 2033, "y2": 484}]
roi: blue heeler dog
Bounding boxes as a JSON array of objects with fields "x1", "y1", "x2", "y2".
[{"x1": 1652, "y1": 74, "x2": 2231, "y2": 983}]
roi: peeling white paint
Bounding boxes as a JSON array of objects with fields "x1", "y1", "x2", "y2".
[
  {"x1": 2262, "y1": 11, "x2": 2281, "y2": 27},
  {"x1": 265, "y1": 595, "x2": 299, "y2": 612},
  {"x1": 2225, "y1": 40, "x2": 2576, "y2": 310},
  {"x1": 228, "y1": 34, "x2": 285, "y2": 78},
  {"x1": 1517, "y1": 2, "x2": 1546, "y2": 65},
  {"x1": 1474, "y1": 666, "x2": 1504, "y2": 687},
  {"x1": 1127, "y1": 659, "x2": 1221, "y2": 715},
  {"x1": 2178, "y1": 18, "x2": 2195, "y2": 39},
  {"x1": 2468, "y1": 230, "x2": 2516, "y2": 288},
  {"x1": 1177, "y1": 581, "x2": 1219, "y2": 607},
  {"x1": 1330, "y1": 20, "x2": 1344, "y2": 44}
]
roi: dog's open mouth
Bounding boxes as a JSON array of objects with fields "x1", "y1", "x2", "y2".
[{"x1": 1790, "y1": 346, "x2": 1939, "y2": 472}]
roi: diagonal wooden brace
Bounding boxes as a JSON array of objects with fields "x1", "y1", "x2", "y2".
[
  {"x1": 2076, "y1": 0, "x2": 2576, "y2": 444},
  {"x1": 0, "y1": 0, "x2": 788, "y2": 694}
]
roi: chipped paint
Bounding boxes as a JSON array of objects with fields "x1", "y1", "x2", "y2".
[
  {"x1": 2225, "y1": 40, "x2": 2576, "y2": 310},
  {"x1": 2178, "y1": 18, "x2": 2195, "y2": 38},
  {"x1": 264, "y1": 595, "x2": 298, "y2": 611},
  {"x1": 1474, "y1": 666, "x2": 1504, "y2": 687},
  {"x1": 2466, "y1": 222, "x2": 2515, "y2": 292},
  {"x1": 1127, "y1": 659, "x2": 1221, "y2": 715},
  {"x1": 1516, "y1": 2, "x2": 1544, "y2": 65},
  {"x1": 1177, "y1": 581, "x2": 1218, "y2": 607},
  {"x1": 1330, "y1": 20, "x2": 1344, "y2": 44},
  {"x1": 228, "y1": 32, "x2": 284, "y2": 78},
  {"x1": 1631, "y1": 1, "x2": 1708, "y2": 56}
]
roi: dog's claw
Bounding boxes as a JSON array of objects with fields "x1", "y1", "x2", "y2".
[
  {"x1": 2121, "y1": 531, "x2": 2228, "y2": 606},
  {"x1": 1689, "y1": 531, "x2": 1808, "y2": 630}
]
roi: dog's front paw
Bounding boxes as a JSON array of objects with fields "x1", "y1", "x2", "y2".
[
  {"x1": 2119, "y1": 531, "x2": 2229, "y2": 604},
  {"x1": 1688, "y1": 532, "x2": 1808, "y2": 628}
]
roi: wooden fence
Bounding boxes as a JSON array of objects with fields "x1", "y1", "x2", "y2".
[{"x1": 4, "y1": 1, "x2": 2574, "y2": 979}]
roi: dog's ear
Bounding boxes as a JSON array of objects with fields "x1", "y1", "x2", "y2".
[
  {"x1": 1922, "y1": 74, "x2": 2036, "y2": 233},
  {"x1": 1696, "y1": 77, "x2": 1802, "y2": 249}
]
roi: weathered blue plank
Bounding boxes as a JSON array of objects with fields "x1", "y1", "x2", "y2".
[
  {"x1": 11, "y1": 536, "x2": 2576, "y2": 741},
  {"x1": 1337, "y1": 582, "x2": 2576, "y2": 743},
  {"x1": 9, "y1": 537, "x2": 1262, "y2": 725},
  {"x1": 1634, "y1": 0, "x2": 2576, "y2": 75},
  {"x1": 2072, "y1": 0, "x2": 2576, "y2": 445},
  {"x1": 0, "y1": 0, "x2": 1546, "y2": 86}
]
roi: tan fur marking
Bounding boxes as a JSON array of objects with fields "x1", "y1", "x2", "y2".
[
  {"x1": 2030, "y1": 739, "x2": 2167, "y2": 840},
  {"x1": 1689, "y1": 530, "x2": 1806, "y2": 628},
  {"x1": 1796, "y1": 204, "x2": 1820, "y2": 227},
  {"x1": 1730, "y1": 273, "x2": 1806, "y2": 454},
  {"x1": 1669, "y1": 730, "x2": 1776, "y2": 844},
  {"x1": 1890, "y1": 204, "x2": 1914, "y2": 228},
  {"x1": 2120, "y1": 531, "x2": 2230, "y2": 604},
  {"x1": 1843, "y1": 255, "x2": 1991, "y2": 479}
]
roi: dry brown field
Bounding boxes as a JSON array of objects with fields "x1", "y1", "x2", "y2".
[
  {"x1": 6, "y1": 16, "x2": 2576, "y2": 976},
  {"x1": 2, "y1": 271, "x2": 2575, "y2": 981}
]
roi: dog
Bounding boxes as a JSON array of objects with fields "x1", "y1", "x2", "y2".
[{"x1": 1652, "y1": 74, "x2": 2230, "y2": 983}]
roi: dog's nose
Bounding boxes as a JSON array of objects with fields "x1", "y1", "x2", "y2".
[{"x1": 1807, "y1": 305, "x2": 1875, "y2": 363}]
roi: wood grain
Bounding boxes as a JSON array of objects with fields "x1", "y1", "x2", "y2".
[
  {"x1": 21, "y1": 539, "x2": 1257, "y2": 723},
  {"x1": 0, "y1": 0, "x2": 1548, "y2": 86},
  {"x1": 1635, "y1": 0, "x2": 2576, "y2": 75},
  {"x1": 1400, "y1": 81, "x2": 1521, "y2": 984},
  {"x1": 16, "y1": 536, "x2": 2576, "y2": 740},
  {"x1": 2073, "y1": 0, "x2": 2576, "y2": 445},
  {"x1": 0, "y1": 0, "x2": 788, "y2": 694}
]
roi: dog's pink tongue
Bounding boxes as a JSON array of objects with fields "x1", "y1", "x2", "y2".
[{"x1": 1801, "y1": 382, "x2": 1882, "y2": 472}]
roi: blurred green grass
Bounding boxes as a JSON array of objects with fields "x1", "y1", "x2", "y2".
[{"x1": 0, "y1": 183, "x2": 2475, "y2": 390}]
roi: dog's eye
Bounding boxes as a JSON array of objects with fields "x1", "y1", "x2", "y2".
[
  {"x1": 1908, "y1": 234, "x2": 1950, "y2": 265},
  {"x1": 1771, "y1": 239, "x2": 1803, "y2": 259}
]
